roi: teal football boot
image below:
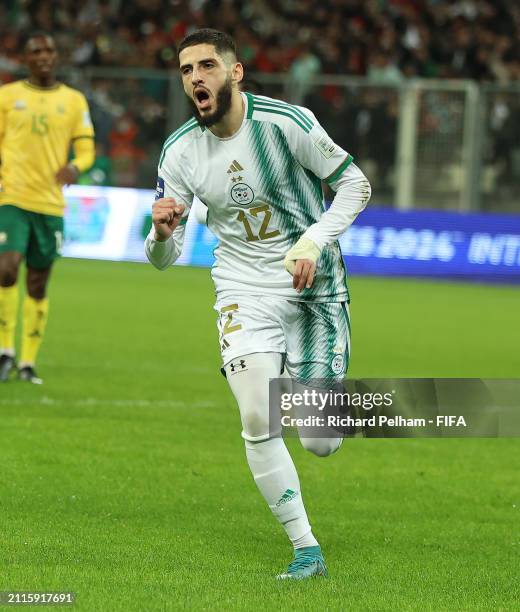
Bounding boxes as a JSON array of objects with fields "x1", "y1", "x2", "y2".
[{"x1": 276, "y1": 546, "x2": 328, "y2": 580}]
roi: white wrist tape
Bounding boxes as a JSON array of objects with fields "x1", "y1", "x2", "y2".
[{"x1": 283, "y1": 237, "x2": 321, "y2": 275}]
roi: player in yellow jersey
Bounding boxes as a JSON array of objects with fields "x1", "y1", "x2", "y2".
[{"x1": 0, "y1": 32, "x2": 95, "y2": 383}]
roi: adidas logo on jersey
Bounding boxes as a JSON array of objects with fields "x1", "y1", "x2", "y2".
[{"x1": 227, "y1": 160, "x2": 244, "y2": 174}]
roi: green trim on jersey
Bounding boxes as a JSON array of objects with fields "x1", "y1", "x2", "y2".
[
  {"x1": 248, "y1": 95, "x2": 314, "y2": 133},
  {"x1": 159, "y1": 118, "x2": 198, "y2": 167},
  {"x1": 251, "y1": 95, "x2": 314, "y2": 130},
  {"x1": 245, "y1": 92, "x2": 255, "y2": 119},
  {"x1": 325, "y1": 154, "x2": 354, "y2": 184},
  {"x1": 253, "y1": 105, "x2": 310, "y2": 133},
  {"x1": 163, "y1": 117, "x2": 197, "y2": 146}
]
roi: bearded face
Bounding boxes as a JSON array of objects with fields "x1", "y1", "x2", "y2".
[{"x1": 188, "y1": 75, "x2": 233, "y2": 128}]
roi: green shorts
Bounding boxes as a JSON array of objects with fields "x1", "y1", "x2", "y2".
[{"x1": 0, "y1": 204, "x2": 64, "y2": 269}]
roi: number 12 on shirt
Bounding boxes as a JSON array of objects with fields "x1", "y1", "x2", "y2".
[{"x1": 237, "y1": 204, "x2": 280, "y2": 242}]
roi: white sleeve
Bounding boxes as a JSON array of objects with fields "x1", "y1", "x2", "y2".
[
  {"x1": 145, "y1": 224, "x2": 186, "y2": 270},
  {"x1": 191, "y1": 196, "x2": 208, "y2": 225},
  {"x1": 144, "y1": 155, "x2": 193, "y2": 269},
  {"x1": 302, "y1": 162, "x2": 371, "y2": 250}
]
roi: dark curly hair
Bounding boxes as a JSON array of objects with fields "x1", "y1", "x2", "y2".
[{"x1": 178, "y1": 29, "x2": 237, "y2": 61}]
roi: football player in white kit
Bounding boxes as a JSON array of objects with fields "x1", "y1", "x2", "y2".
[{"x1": 145, "y1": 29, "x2": 371, "y2": 579}]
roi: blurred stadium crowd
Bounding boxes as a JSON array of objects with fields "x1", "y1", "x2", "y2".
[
  {"x1": 1, "y1": 0, "x2": 519, "y2": 81},
  {"x1": 0, "y1": 0, "x2": 518, "y2": 205}
]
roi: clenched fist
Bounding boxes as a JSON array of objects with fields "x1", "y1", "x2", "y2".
[{"x1": 152, "y1": 198, "x2": 186, "y2": 241}]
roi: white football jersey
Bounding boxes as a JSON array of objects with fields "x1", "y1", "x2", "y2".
[{"x1": 154, "y1": 92, "x2": 354, "y2": 302}]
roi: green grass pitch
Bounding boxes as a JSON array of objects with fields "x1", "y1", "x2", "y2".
[{"x1": 1, "y1": 259, "x2": 519, "y2": 611}]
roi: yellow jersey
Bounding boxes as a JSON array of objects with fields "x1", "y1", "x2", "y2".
[{"x1": 0, "y1": 80, "x2": 95, "y2": 216}]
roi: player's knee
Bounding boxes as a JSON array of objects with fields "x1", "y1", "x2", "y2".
[
  {"x1": 26, "y1": 268, "x2": 51, "y2": 299},
  {"x1": 300, "y1": 436, "x2": 342, "y2": 457},
  {"x1": 225, "y1": 352, "x2": 282, "y2": 441},
  {"x1": 27, "y1": 285, "x2": 46, "y2": 300},
  {"x1": 0, "y1": 252, "x2": 22, "y2": 287},
  {"x1": 229, "y1": 382, "x2": 271, "y2": 439},
  {"x1": 0, "y1": 269, "x2": 18, "y2": 287},
  {"x1": 241, "y1": 407, "x2": 271, "y2": 441},
  {"x1": 228, "y1": 377, "x2": 271, "y2": 439}
]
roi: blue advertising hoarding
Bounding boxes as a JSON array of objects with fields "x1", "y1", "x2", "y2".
[
  {"x1": 63, "y1": 186, "x2": 520, "y2": 284},
  {"x1": 339, "y1": 208, "x2": 520, "y2": 283}
]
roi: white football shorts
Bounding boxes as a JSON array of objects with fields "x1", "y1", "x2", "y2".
[{"x1": 214, "y1": 293, "x2": 351, "y2": 382}]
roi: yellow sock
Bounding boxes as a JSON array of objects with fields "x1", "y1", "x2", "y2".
[
  {"x1": 20, "y1": 295, "x2": 49, "y2": 366},
  {"x1": 0, "y1": 284, "x2": 19, "y2": 354}
]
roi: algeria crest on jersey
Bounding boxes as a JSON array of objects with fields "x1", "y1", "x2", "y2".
[{"x1": 230, "y1": 183, "x2": 254, "y2": 206}]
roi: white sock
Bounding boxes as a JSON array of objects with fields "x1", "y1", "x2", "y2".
[
  {"x1": 1, "y1": 348, "x2": 15, "y2": 358},
  {"x1": 292, "y1": 530, "x2": 320, "y2": 549},
  {"x1": 245, "y1": 437, "x2": 319, "y2": 547}
]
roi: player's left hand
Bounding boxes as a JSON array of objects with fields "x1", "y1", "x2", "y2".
[
  {"x1": 284, "y1": 237, "x2": 321, "y2": 292},
  {"x1": 55, "y1": 163, "x2": 79, "y2": 185},
  {"x1": 292, "y1": 259, "x2": 317, "y2": 292}
]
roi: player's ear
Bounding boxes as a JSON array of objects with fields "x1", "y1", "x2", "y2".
[{"x1": 232, "y1": 62, "x2": 244, "y2": 85}]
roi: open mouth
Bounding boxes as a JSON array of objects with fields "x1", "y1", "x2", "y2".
[{"x1": 194, "y1": 88, "x2": 211, "y2": 110}]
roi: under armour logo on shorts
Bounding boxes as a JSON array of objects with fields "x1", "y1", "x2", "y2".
[{"x1": 229, "y1": 359, "x2": 247, "y2": 372}]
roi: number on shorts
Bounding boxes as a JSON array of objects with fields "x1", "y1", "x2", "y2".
[
  {"x1": 55, "y1": 231, "x2": 63, "y2": 254},
  {"x1": 221, "y1": 303, "x2": 242, "y2": 335}
]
